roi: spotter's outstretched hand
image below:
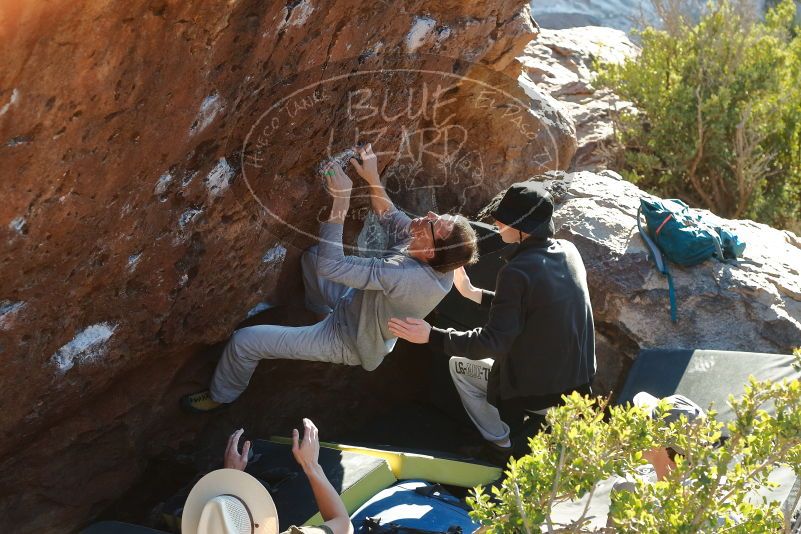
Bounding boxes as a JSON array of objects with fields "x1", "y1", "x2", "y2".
[{"x1": 388, "y1": 317, "x2": 432, "y2": 344}]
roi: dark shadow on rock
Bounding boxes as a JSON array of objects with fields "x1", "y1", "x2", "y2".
[{"x1": 90, "y1": 302, "x2": 485, "y2": 530}]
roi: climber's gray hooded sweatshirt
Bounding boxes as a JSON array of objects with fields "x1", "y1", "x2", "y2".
[{"x1": 317, "y1": 208, "x2": 452, "y2": 371}]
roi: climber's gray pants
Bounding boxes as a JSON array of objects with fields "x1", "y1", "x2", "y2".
[
  {"x1": 449, "y1": 356, "x2": 510, "y2": 443},
  {"x1": 210, "y1": 247, "x2": 359, "y2": 404}
]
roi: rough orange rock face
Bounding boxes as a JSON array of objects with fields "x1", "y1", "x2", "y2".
[{"x1": 0, "y1": 0, "x2": 575, "y2": 531}]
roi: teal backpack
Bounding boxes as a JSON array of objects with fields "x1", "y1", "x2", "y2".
[{"x1": 637, "y1": 198, "x2": 745, "y2": 322}]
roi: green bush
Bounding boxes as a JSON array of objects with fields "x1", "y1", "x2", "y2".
[
  {"x1": 468, "y1": 357, "x2": 801, "y2": 532},
  {"x1": 597, "y1": 0, "x2": 801, "y2": 232}
]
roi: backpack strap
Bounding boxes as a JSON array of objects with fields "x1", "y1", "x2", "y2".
[
  {"x1": 665, "y1": 271, "x2": 677, "y2": 323},
  {"x1": 638, "y1": 205, "x2": 678, "y2": 323},
  {"x1": 637, "y1": 205, "x2": 666, "y2": 273}
]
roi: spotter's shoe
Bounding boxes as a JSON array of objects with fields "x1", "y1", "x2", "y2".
[
  {"x1": 483, "y1": 442, "x2": 514, "y2": 466},
  {"x1": 458, "y1": 441, "x2": 514, "y2": 466},
  {"x1": 181, "y1": 390, "x2": 223, "y2": 413}
]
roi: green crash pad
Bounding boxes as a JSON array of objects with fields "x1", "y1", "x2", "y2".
[{"x1": 248, "y1": 440, "x2": 395, "y2": 531}]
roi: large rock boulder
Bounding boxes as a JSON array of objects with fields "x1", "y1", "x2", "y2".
[
  {"x1": 517, "y1": 26, "x2": 638, "y2": 170},
  {"x1": 0, "y1": 0, "x2": 577, "y2": 531},
  {"x1": 482, "y1": 170, "x2": 801, "y2": 394}
]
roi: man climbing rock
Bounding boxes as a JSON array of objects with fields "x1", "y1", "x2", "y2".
[{"x1": 182, "y1": 143, "x2": 479, "y2": 412}]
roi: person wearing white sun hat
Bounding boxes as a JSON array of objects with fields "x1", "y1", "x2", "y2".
[
  {"x1": 632, "y1": 391, "x2": 707, "y2": 476},
  {"x1": 182, "y1": 419, "x2": 352, "y2": 534},
  {"x1": 607, "y1": 392, "x2": 739, "y2": 528},
  {"x1": 610, "y1": 391, "x2": 708, "y2": 493}
]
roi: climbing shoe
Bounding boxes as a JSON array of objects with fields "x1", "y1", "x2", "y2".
[{"x1": 180, "y1": 390, "x2": 223, "y2": 413}]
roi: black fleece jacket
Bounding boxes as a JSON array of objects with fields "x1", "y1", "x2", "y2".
[{"x1": 429, "y1": 236, "x2": 596, "y2": 406}]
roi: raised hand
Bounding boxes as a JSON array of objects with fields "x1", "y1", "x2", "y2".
[
  {"x1": 322, "y1": 161, "x2": 353, "y2": 199},
  {"x1": 223, "y1": 428, "x2": 251, "y2": 471},
  {"x1": 289, "y1": 418, "x2": 352, "y2": 533},
  {"x1": 349, "y1": 143, "x2": 379, "y2": 184},
  {"x1": 292, "y1": 418, "x2": 321, "y2": 472}
]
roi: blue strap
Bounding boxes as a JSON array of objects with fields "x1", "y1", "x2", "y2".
[
  {"x1": 666, "y1": 270, "x2": 677, "y2": 323},
  {"x1": 638, "y1": 205, "x2": 678, "y2": 323},
  {"x1": 637, "y1": 206, "x2": 666, "y2": 273}
]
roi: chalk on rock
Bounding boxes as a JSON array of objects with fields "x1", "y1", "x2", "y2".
[{"x1": 50, "y1": 322, "x2": 118, "y2": 374}]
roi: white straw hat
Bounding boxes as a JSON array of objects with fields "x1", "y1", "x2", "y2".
[
  {"x1": 633, "y1": 392, "x2": 705, "y2": 424},
  {"x1": 182, "y1": 469, "x2": 279, "y2": 534},
  {"x1": 634, "y1": 392, "x2": 707, "y2": 456}
]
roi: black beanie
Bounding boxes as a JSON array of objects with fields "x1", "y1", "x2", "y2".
[{"x1": 490, "y1": 182, "x2": 554, "y2": 237}]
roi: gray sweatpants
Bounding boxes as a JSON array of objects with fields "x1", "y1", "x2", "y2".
[
  {"x1": 210, "y1": 247, "x2": 359, "y2": 404},
  {"x1": 449, "y1": 356, "x2": 510, "y2": 443}
]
